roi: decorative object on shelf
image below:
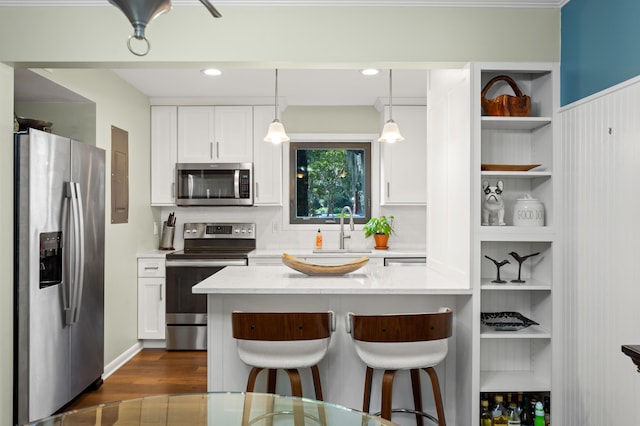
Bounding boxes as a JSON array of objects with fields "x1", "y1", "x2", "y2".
[
  {"x1": 513, "y1": 195, "x2": 545, "y2": 227},
  {"x1": 363, "y1": 215, "x2": 395, "y2": 250},
  {"x1": 484, "y1": 255, "x2": 510, "y2": 283},
  {"x1": 264, "y1": 68, "x2": 290, "y2": 144},
  {"x1": 482, "y1": 180, "x2": 506, "y2": 226},
  {"x1": 379, "y1": 69, "x2": 405, "y2": 143},
  {"x1": 480, "y1": 311, "x2": 539, "y2": 331},
  {"x1": 481, "y1": 163, "x2": 541, "y2": 172},
  {"x1": 481, "y1": 75, "x2": 531, "y2": 117},
  {"x1": 508, "y1": 251, "x2": 540, "y2": 283},
  {"x1": 281, "y1": 253, "x2": 369, "y2": 276},
  {"x1": 108, "y1": 0, "x2": 221, "y2": 56}
]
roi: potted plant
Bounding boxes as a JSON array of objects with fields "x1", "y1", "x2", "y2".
[{"x1": 363, "y1": 215, "x2": 395, "y2": 250}]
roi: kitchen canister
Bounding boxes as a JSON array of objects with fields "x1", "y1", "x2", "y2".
[{"x1": 513, "y1": 195, "x2": 544, "y2": 226}]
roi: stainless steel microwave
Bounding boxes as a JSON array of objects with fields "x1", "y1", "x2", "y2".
[{"x1": 175, "y1": 163, "x2": 253, "y2": 206}]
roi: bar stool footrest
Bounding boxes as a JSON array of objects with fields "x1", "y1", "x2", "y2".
[{"x1": 372, "y1": 408, "x2": 439, "y2": 425}]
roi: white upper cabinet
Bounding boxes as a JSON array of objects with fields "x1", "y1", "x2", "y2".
[
  {"x1": 151, "y1": 106, "x2": 178, "y2": 206},
  {"x1": 252, "y1": 106, "x2": 282, "y2": 205},
  {"x1": 177, "y1": 106, "x2": 253, "y2": 164},
  {"x1": 380, "y1": 105, "x2": 427, "y2": 205}
]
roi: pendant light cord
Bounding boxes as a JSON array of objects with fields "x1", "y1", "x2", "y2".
[
  {"x1": 389, "y1": 69, "x2": 393, "y2": 120},
  {"x1": 274, "y1": 69, "x2": 279, "y2": 121}
]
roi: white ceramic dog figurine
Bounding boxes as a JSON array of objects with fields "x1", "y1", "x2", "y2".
[{"x1": 482, "y1": 180, "x2": 506, "y2": 226}]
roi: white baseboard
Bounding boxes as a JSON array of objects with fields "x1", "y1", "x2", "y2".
[{"x1": 103, "y1": 342, "x2": 143, "y2": 380}]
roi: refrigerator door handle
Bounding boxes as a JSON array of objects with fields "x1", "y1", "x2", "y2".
[
  {"x1": 72, "y1": 182, "x2": 85, "y2": 323},
  {"x1": 61, "y1": 191, "x2": 72, "y2": 322},
  {"x1": 65, "y1": 182, "x2": 84, "y2": 325}
]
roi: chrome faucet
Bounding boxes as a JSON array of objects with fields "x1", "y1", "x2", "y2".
[{"x1": 339, "y1": 206, "x2": 355, "y2": 249}]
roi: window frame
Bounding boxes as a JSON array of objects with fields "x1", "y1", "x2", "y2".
[
  {"x1": 289, "y1": 141, "x2": 372, "y2": 225},
  {"x1": 282, "y1": 134, "x2": 380, "y2": 231}
]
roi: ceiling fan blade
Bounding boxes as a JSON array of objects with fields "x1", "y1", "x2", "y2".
[{"x1": 199, "y1": 0, "x2": 222, "y2": 18}]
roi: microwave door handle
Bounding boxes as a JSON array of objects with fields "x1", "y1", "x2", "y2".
[{"x1": 234, "y1": 169, "x2": 240, "y2": 198}]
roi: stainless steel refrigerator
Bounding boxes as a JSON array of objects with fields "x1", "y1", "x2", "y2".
[{"x1": 14, "y1": 128, "x2": 105, "y2": 424}]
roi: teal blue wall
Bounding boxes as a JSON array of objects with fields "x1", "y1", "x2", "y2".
[{"x1": 561, "y1": 0, "x2": 640, "y2": 105}]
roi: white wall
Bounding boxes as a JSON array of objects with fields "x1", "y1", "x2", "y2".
[{"x1": 559, "y1": 76, "x2": 640, "y2": 425}]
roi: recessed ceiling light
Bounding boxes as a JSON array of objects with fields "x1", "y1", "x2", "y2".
[
  {"x1": 361, "y1": 69, "x2": 380, "y2": 76},
  {"x1": 202, "y1": 68, "x2": 222, "y2": 76}
]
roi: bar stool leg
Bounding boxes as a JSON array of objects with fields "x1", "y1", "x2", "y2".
[
  {"x1": 285, "y1": 369, "x2": 305, "y2": 426},
  {"x1": 424, "y1": 367, "x2": 446, "y2": 426},
  {"x1": 310, "y1": 365, "x2": 327, "y2": 426},
  {"x1": 246, "y1": 367, "x2": 263, "y2": 392},
  {"x1": 267, "y1": 369, "x2": 277, "y2": 394},
  {"x1": 410, "y1": 369, "x2": 425, "y2": 426},
  {"x1": 381, "y1": 370, "x2": 397, "y2": 421},
  {"x1": 363, "y1": 366, "x2": 374, "y2": 414},
  {"x1": 285, "y1": 368, "x2": 304, "y2": 397}
]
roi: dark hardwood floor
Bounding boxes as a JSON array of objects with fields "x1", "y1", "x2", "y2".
[{"x1": 63, "y1": 349, "x2": 207, "y2": 412}]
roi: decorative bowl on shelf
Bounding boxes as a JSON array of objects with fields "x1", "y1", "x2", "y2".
[
  {"x1": 281, "y1": 253, "x2": 369, "y2": 276},
  {"x1": 481, "y1": 164, "x2": 541, "y2": 172},
  {"x1": 480, "y1": 311, "x2": 538, "y2": 331}
]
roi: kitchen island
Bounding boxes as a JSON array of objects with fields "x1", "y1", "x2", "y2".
[{"x1": 193, "y1": 264, "x2": 472, "y2": 426}]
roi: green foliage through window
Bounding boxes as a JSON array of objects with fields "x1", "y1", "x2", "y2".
[{"x1": 290, "y1": 142, "x2": 371, "y2": 225}]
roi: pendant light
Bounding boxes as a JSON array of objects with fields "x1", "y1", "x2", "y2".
[
  {"x1": 264, "y1": 69, "x2": 290, "y2": 144},
  {"x1": 379, "y1": 69, "x2": 405, "y2": 143}
]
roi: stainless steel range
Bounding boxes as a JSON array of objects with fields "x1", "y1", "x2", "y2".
[{"x1": 165, "y1": 222, "x2": 255, "y2": 350}]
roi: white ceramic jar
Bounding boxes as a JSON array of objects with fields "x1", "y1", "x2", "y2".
[{"x1": 513, "y1": 195, "x2": 544, "y2": 226}]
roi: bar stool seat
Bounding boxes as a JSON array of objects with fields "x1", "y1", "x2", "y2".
[
  {"x1": 347, "y1": 308, "x2": 453, "y2": 426},
  {"x1": 231, "y1": 311, "x2": 335, "y2": 400}
]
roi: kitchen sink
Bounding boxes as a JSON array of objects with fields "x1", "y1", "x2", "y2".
[{"x1": 312, "y1": 249, "x2": 372, "y2": 254}]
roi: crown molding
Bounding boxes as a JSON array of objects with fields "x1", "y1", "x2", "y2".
[{"x1": 0, "y1": 0, "x2": 570, "y2": 8}]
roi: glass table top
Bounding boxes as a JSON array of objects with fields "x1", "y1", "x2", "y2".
[{"x1": 26, "y1": 392, "x2": 399, "y2": 426}]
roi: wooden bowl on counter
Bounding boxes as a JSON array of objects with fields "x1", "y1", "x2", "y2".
[{"x1": 281, "y1": 253, "x2": 369, "y2": 276}]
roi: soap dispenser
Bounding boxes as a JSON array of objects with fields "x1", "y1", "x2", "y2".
[{"x1": 315, "y1": 229, "x2": 323, "y2": 250}]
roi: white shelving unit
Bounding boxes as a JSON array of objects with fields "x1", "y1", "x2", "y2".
[{"x1": 471, "y1": 62, "x2": 560, "y2": 421}]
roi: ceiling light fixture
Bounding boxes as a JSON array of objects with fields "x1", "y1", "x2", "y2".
[
  {"x1": 361, "y1": 69, "x2": 380, "y2": 76},
  {"x1": 379, "y1": 69, "x2": 405, "y2": 143},
  {"x1": 202, "y1": 68, "x2": 222, "y2": 76},
  {"x1": 109, "y1": 0, "x2": 221, "y2": 57},
  {"x1": 264, "y1": 69, "x2": 290, "y2": 144}
]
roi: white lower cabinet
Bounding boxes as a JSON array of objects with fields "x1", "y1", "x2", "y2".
[{"x1": 137, "y1": 258, "x2": 166, "y2": 340}]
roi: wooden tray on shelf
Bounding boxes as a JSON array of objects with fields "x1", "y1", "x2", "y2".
[{"x1": 481, "y1": 164, "x2": 541, "y2": 172}]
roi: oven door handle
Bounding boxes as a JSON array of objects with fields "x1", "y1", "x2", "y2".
[{"x1": 165, "y1": 259, "x2": 247, "y2": 267}]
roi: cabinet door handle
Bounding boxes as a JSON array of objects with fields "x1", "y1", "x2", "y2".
[
  {"x1": 209, "y1": 142, "x2": 213, "y2": 159},
  {"x1": 216, "y1": 141, "x2": 220, "y2": 159},
  {"x1": 144, "y1": 265, "x2": 159, "y2": 270},
  {"x1": 159, "y1": 283, "x2": 163, "y2": 301},
  {"x1": 255, "y1": 182, "x2": 259, "y2": 198},
  {"x1": 171, "y1": 182, "x2": 175, "y2": 199},
  {"x1": 387, "y1": 182, "x2": 390, "y2": 198}
]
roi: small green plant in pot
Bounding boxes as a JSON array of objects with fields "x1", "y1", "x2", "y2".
[{"x1": 363, "y1": 215, "x2": 395, "y2": 250}]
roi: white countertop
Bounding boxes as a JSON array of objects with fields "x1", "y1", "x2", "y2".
[
  {"x1": 192, "y1": 264, "x2": 470, "y2": 295},
  {"x1": 248, "y1": 248, "x2": 426, "y2": 258},
  {"x1": 137, "y1": 249, "x2": 173, "y2": 258}
]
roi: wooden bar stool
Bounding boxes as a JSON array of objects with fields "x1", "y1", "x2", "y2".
[
  {"x1": 346, "y1": 308, "x2": 453, "y2": 426},
  {"x1": 232, "y1": 311, "x2": 335, "y2": 426}
]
